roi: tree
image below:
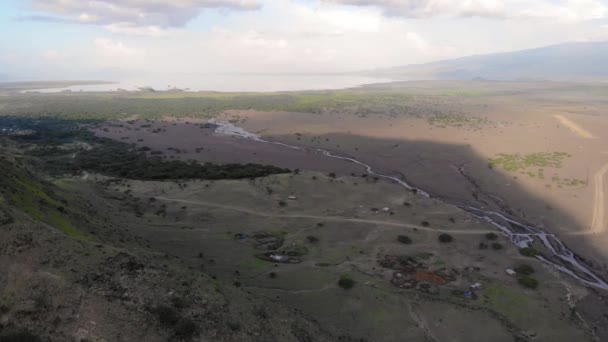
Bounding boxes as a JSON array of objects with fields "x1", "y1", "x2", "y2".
[
  {"x1": 397, "y1": 235, "x2": 412, "y2": 244},
  {"x1": 519, "y1": 247, "x2": 538, "y2": 257},
  {"x1": 514, "y1": 264, "x2": 535, "y2": 276},
  {"x1": 491, "y1": 242, "x2": 503, "y2": 250},
  {"x1": 338, "y1": 274, "x2": 355, "y2": 289},
  {"x1": 485, "y1": 232, "x2": 498, "y2": 240},
  {"x1": 518, "y1": 276, "x2": 539, "y2": 289},
  {"x1": 438, "y1": 233, "x2": 454, "y2": 243}
]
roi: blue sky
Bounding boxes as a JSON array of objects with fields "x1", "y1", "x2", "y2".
[{"x1": 1, "y1": 0, "x2": 607, "y2": 80}]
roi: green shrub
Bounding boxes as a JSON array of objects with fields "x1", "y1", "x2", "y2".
[
  {"x1": 155, "y1": 305, "x2": 179, "y2": 327},
  {"x1": 174, "y1": 318, "x2": 199, "y2": 339},
  {"x1": 518, "y1": 276, "x2": 539, "y2": 289},
  {"x1": 397, "y1": 235, "x2": 412, "y2": 244},
  {"x1": 438, "y1": 233, "x2": 454, "y2": 243},
  {"x1": 491, "y1": 243, "x2": 503, "y2": 250},
  {"x1": 338, "y1": 274, "x2": 355, "y2": 289},
  {"x1": 306, "y1": 236, "x2": 319, "y2": 243},
  {"x1": 514, "y1": 264, "x2": 535, "y2": 276},
  {"x1": 485, "y1": 232, "x2": 498, "y2": 240},
  {"x1": 479, "y1": 242, "x2": 488, "y2": 249},
  {"x1": 0, "y1": 330, "x2": 41, "y2": 342},
  {"x1": 519, "y1": 247, "x2": 538, "y2": 257}
]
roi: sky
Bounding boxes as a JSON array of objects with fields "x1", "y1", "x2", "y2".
[{"x1": 1, "y1": 0, "x2": 607, "y2": 80}]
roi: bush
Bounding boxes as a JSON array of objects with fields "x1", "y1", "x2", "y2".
[
  {"x1": 397, "y1": 235, "x2": 412, "y2": 244},
  {"x1": 0, "y1": 330, "x2": 41, "y2": 342},
  {"x1": 155, "y1": 305, "x2": 179, "y2": 327},
  {"x1": 438, "y1": 233, "x2": 454, "y2": 243},
  {"x1": 485, "y1": 232, "x2": 498, "y2": 240},
  {"x1": 519, "y1": 247, "x2": 538, "y2": 257},
  {"x1": 478, "y1": 242, "x2": 488, "y2": 250},
  {"x1": 518, "y1": 276, "x2": 539, "y2": 289},
  {"x1": 514, "y1": 264, "x2": 535, "y2": 276},
  {"x1": 174, "y1": 318, "x2": 199, "y2": 339},
  {"x1": 491, "y1": 243, "x2": 503, "y2": 250},
  {"x1": 421, "y1": 221, "x2": 430, "y2": 227},
  {"x1": 338, "y1": 274, "x2": 355, "y2": 289},
  {"x1": 306, "y1": 236, "x2": 319, "y2": 243}
]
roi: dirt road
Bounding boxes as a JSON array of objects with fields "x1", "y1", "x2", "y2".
[
  {"x1": 154, "y1": 196, "x2": 492, "y2": 235},
  {"x1": 590, "y1": 162, "x2": 608, "y2": 233},
  {"x1": 554, "y1": 114, "x2": 596, "y2": 139}
]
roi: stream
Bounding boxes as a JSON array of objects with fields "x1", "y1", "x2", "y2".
[{"x1": 210, "y1": 119, "x2": 608, "y2": 290}]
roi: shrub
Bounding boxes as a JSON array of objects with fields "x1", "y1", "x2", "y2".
[
  {"x1": 491, "y1": 243, "x2": 503, "y2": 250},
  {"x1": 278, "y1": 201, "x2": 287, "y2": 207},
  {"x1": 306, "y1": 236, "x2": 319, "y2": 243},
  {"x1": 397, "y1": 235, "x2": 412, "y2": 244},
  {"x1": 519, "y1": 247, "x2": 538, "y2": 257},
  {"x1": 338, "y1": 274, "x2": 355, "y2": 289},
  {"x1": 438, "y1": 233, "x2": 454, "y2": 243},
  {"x1": 479, "y1": 242, "x2": 488, "y2": 250},
  {"x1": 155, "y1": 305, "x2": 179, "y2": 327},
  {"x1": 518, "y1": 276, "x2": 539, "y2": 289},
  {"x1": 485, "y1": 232, "x2": 498, "y2": 240},
  {"x1": 421, "y1": 221, "x2": 430, "y2": 227},
  {"x1": 328, "y1": 172, "x2": 337, "y2": 178},
  {"x1": 174, "y1": 318, "x2": 199, "y2": 339},
  {"x1": 0, "y1": 330, "x2": 41, "y2": 342},
  {"x1": 514, "y1": 264, "x2": 535, "y2": 276}
]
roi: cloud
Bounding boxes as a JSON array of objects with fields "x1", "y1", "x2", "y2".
[
  {"x1": 322, "y1": 0, "x2": 608, "y2": 22},
  {"x1": 95, "y1": 38, "x2": 137, "y2": 58},
  {"x1": 23, "y1": 0, "x2": 262, "y2": 28}
]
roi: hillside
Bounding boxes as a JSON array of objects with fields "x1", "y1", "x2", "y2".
[
  {"x1": 365, "y1": 41, "x2": 608, "y2": 81},
  {"x1": 0, "y1": 143, "x2": 337, "y2": 342}
]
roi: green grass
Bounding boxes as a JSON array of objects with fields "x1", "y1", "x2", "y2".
[
  {"x1": 489, "y1": 152, "x2": 571, "y2": 172},
  {"x1": 483, "y1": 283, "x2": 531, "y2": 322},
  {"x1": 428, "y1": 114, "x2": 492, "y2": 129},
  {"x1": 488, "y1": 152, "x2": 586, "y2": 186},
  {"x1": 239, "y1": 257, "x2": 271, "y2": 273}
]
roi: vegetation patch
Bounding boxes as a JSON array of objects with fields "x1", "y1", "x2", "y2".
[
  {"x1": 338, "y1": 274, "x2": 355, "y2": 289},
  {"x1": 438, "y1": 233, "x2": 454, "y2": 243},
  {"x1": 397, "y1": 235, "x2": 413, "y2": 244},
  {"x1": 518, "y1": 276, "x2": 539, "y2": 289},
  {"x1": 488, "y1": 152, "x2": 586, "y2": 186},
  {"x1": 428, "y1": 114, "x2": 492, "y2": 130},
  {"x1": 519, "y1": 247, "x2": 539, "y2": 258}
]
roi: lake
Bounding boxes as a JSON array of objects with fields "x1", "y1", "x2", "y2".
[{"x1": 32, "y1": 74, "x2": 398, "y2": 93}]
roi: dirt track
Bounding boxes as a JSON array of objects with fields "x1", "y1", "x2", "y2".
[
  {"x1": 154, "y1": 196, "x2": 492, "y2": 234},
  {"x1": 553, "y1": 114, "x2": 596, "y2": 139},
  {"x1": 590, "y1": 162, "x2": 608, "y2": 233}
]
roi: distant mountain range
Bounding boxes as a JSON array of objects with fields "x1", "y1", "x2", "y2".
[{"x1": 365, "y1": 41, "x2": 608, "y2": 81}]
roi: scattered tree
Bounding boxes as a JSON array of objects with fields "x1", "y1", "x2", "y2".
[
  {"x1": 438, "y1": 233, "x2": 454, "y2": 243},
  {"x1": 518, "y1": 276, "x2": 539, "y2": 289},
  {"x1": 338, "y1": 274, "x2": 355, "y2": 289},
  {"x1": 397, "y1": 235, "x2": 412, "y2": 244}
]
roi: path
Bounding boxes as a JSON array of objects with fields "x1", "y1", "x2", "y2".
[
  {"x1": 154, "y1": 196, "x2": 492, "y2": 234},
  {"x1": 554, "y1": 114, "x2": 596, "y2": 139},
  {"x1": 590, "y1": 162, "x2": 608, "y2": 233}
]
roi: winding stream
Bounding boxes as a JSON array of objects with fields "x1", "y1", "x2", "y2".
[{"x1": 210, "y1": 119, "x2": 608, "y2": 290}]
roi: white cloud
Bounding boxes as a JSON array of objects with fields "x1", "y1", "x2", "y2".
[
  {"x1": 322, "y1": 0, "x2": 608, "y2": 22},
  {"x1": 24, "y1": 0, "x2": 263, "y2": 28},
  {"x1": 95, "y1": 38, "x2": 137, "y2": 58}
]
